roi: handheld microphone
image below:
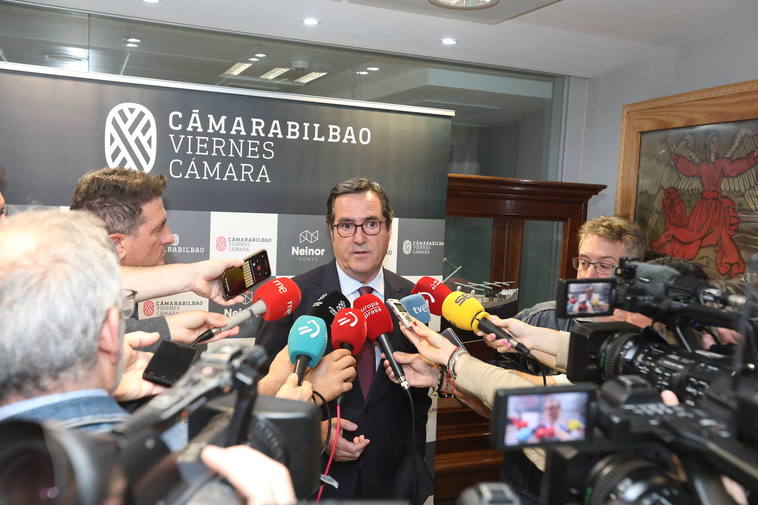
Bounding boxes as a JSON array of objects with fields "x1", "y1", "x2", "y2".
[
  {"x1": 331, "y1": 307, "x2": 367, "y2": 406},
  {"x1": 288, "y1": 315, "x2": 328, "y2": 385},
  {"x1": 192, "y1": 277, "x2": 301, "y2": 346},
  {"x1": 330, "y1": 308, "x2": 367, "y2": 356},
  {"x1": 400, "y1": 294, "x2": 431, "y2": 325},
  {"x1": 411, "y1": 276, "x2": 452, "y2": 316},
  {"x1": 441, "y1": 291, "x2": 534, "y2": 358},
  {"x1": 354, "y1": 294, "x2": 409, "y2": 390},
  {"x1": 310, "y1": 291, "x2": 350, "y2": 327}
]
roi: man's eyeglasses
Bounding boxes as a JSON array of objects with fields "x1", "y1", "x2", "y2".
[
  {"x1": 572, "y1": 257, "x2": 616, "y2": 276},
  {"x1": 332, "y1": 219, "x2": 384, "y2": 238},
  {"x1": 121, "y1": 289, "x2": 137, "y2": 319}
]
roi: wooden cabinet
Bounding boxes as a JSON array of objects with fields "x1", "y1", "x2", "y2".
[{"x1": 434, "y1": 174, "x2": 605, "y2": 501}]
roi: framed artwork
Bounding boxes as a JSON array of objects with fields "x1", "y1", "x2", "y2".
[{"x1": 616, "y1": 79, "x2": 758, "y2": 280}]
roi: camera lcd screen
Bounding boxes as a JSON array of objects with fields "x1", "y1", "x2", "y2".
[
  {"x1": 563, "y1": 280, "x2": 614, "y2": 317},
  {"x1": 492, "y1": 385, "x2": 595, "y2": 450}
]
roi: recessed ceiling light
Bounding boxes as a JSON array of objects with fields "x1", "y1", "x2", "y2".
[
  {"x1": 429, "y1": 0, "x2": 499, "y2": 9},
  {"x1": 261, "y1": 67, "x2": 290, "y2": 80},
  {"x1": 142, "y1": 0, "x2": 160, "y2": 3},
  {"x1": 248, "y1": 57, "x2": 260, "y2": 62},
  {"x1": 302, "y1": 17, "x2": 320, "y2": 26},
  {"x1": 125, "y1": 42, "x2": 140, "y2": 48},
  {"x1": 295, "y1": 71, "x2": 328, "y2": 84},
  {"x1": 223, "y1": 62, "x2": 253, "y2": 76},
  {"x1": 125, "y1": 37, "x2": 141, "y2": 44},
  {"x1": 440, "y1": 37, "x2": 458, "y2": 45},
  {"x1": 356, "y1": 71, "x2": 369, "y2": 75},
  {"x1": 254, "y1": 53, "x2": 267, "y2": 58},
  {"x1": 366, "y1": 66, "x2": 380, "y2": 71}
]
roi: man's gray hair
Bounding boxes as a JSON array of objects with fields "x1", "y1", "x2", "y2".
[{"x1": 0, "y1": 209, "x2": 122, "y2": 401}]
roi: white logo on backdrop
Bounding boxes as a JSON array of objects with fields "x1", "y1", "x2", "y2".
[
  {"x1": 402, "y1": 240, "x2": 413, "y2": 255},
  {"x1": 172, "y1": 234, "x2": 180, "y2": 246},
  {"x1": 104, "y1": 103, "x2": 157, "y2": 173},
  {"x1": 299, "y1": 230, "x2": 319, "y2": 244}
]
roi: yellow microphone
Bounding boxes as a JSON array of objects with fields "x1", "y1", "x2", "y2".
[{"x1": 441, "y1": 291, "x2": 533, "y2": 357}]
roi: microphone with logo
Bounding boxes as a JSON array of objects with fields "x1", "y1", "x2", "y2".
[
  {"x1": 288, "y1": 315, "x2": 328, "y2": 386},
  {"x1": 330, "y1": 307, "x2": 367, "y2": 405},
  {"x1": 441, "y1": 291, "x2": 535, "y2": 359},
  {"x1": 191, "y1": 277, "x2": 302, "y2": 346},
  {"x1": 411, "y1": 276, "x2": 453, "y2": 317},
  {"x1": 400, "y1": 294, "x2": 431, "y2": 325},
  {"x1": 309, "y1": 291, "x2": 350, "y2": 328},
  {"x1": 354, "y1": 294, "x2": 410, "y2": 391}
]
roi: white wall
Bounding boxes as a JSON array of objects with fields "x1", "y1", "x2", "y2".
[{"x1": 566, "y1": 25, "x2": 758, "y2": 217}]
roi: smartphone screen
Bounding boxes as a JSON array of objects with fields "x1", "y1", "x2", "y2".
[{"x1": 221, "y1": 249, "x2": 271, "y2": 300}]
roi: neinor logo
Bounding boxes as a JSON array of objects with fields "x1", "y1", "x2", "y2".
[{"x1": 104, "y1": 103, "x2": 157, "y2": 173}]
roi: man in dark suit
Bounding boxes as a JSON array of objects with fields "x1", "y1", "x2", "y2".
[{"x1": 255, "y1": 178, "x2": 433, "y2": 504}]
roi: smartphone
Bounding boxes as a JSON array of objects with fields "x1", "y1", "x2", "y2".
[
  {"x1": 386, "y1": 298, "x2": 415, "y2": 327},
  {"x1": 440, "y1": 327, "x2": 466, "y2": 349},
  {"x1": 554, "y1": 278, "x2": 616, "y2": 319},
  {"x1": 221, "y1": 249, "x2": 271, "y2": 301},
  {"x1": 491, "y1": 384, "x2": 595, "y2": 451}
]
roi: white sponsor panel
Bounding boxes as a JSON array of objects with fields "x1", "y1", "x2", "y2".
[
  {"x1": 138, "y1": 292, "x2": 208, "y2": 319},
  {"x1": 209, "y1": 211, "x2": 279, "y2": 274}
]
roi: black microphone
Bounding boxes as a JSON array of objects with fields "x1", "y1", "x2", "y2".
[{"x1": 309, "y1": 291, "x2": 350, "y2": 328}]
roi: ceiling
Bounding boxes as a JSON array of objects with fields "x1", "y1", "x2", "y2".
[{"x1": 14, "y1": 0, "x2": 758, "y2": 78}]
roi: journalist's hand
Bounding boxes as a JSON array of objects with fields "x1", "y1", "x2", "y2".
[
  {"x1": 165, "y1": 310, "x2": 240, "y2": 345},
  {"x1": 258, "y1": 346, "x2": 295, "y2": 396},
  {"x1": 275, "y1": 373, "x2": 313, "y2": 402},
  {"x1": 191, "y1": 258, "x2": 245, "y2": 306},
  {"x1": 201, "y1": 445, "x2": 295, "y2": 505},
  {"x1": 382, "y1": 351, "x2": 439, "y2": 388},
  {"x1": 478, "y1": 316, "x2": 564, "y2": 357},
  {"x1": 321, "y1": 418, "x2": 370, "y2": 462},
  {"x1": 112, "y1": 331, "x2": 167, "y2": 401},
  {"x1": 398, "y1": 319, "x2": 458, "y2": 366},
  {"x1": 305, "y1": 349, "x2": 356, "y2": 402}
]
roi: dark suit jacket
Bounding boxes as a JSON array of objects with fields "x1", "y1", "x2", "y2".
[{"x1": 255, "y1": 261, "x2": 433, "y2": 503}]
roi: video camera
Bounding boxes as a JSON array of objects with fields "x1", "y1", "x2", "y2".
[
  {"x1": 491, "y1": 373, "x2": 758, "y2": 505},
  {"x1": 555, "y1": 258, "x2": 757, "y2": 405},
  {"x1": 0, "y1": 344, "x2": 321, "y2": 505}
]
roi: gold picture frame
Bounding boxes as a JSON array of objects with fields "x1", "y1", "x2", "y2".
[{"x1": 616, "y1": 79, "x2": 758, "y2": 279}]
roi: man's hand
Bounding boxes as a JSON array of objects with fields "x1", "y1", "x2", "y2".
[
  {"x1": 382, "y1": 351, "x2": 439, "y2": 388},
  {"x1": 165, "y1": 310, "x2": 240, "y2": 345},
  {"x1": 275, "y1": 373, "x2": 313, "y2": 402},
  {"x1": 190, "y1": 258, "x2": 245, "y2": 306},
  {"x1": 321, "y1": 418, "x2": 370, "y2": 462},
  {"x1": 112, "y1": 331, "x2": 166, "y2": 401},
  {"x1": 398, "y1": 319, "x2": 458, "y2": 366},
  {"x1": 306, "y1": 349, "x2": 356, "y2": 402},
  {"x1": 201, "y1": 445, "x2": 295, "y2": 505}
]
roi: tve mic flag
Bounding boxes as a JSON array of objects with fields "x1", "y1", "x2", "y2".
[{"x1": 400, "y1": 294, "x2": 431, "y2": 325}]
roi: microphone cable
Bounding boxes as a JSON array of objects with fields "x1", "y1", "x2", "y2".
[{"x1": 316, "y1": 404, "x2": 342, "y2": 503}]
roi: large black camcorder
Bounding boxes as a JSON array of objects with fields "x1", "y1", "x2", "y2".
[
  {"x1": 0, "y1": 344, "x2": 321, "y2": 505},
  {"x1": 482, "y1": 258, "x2": 758, "y2": 504}
]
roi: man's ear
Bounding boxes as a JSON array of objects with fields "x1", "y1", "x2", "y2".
[
  {"x1": 97, "y1": 306, "x2": 122, "y2": 365},
  {"x1": 109, "y1": 233, "x2": 128, "y2": 262}
]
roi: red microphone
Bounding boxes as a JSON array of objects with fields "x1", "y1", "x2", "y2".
[
  {"x1": 331, "y1": 308, "x2": 367, "y2": 356},
  {"x1": 412, "y1": 276, "x2": 452, "y2": 316},
  {"x1": 254, "y1": 277, "x2": 301, "y2": 321},
  {"x1": 192, "y1": 277, "x2": 301, "y2": 345},
  {"x1": 354, "y1": 294, "x2": 409, "y2": 390}
]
